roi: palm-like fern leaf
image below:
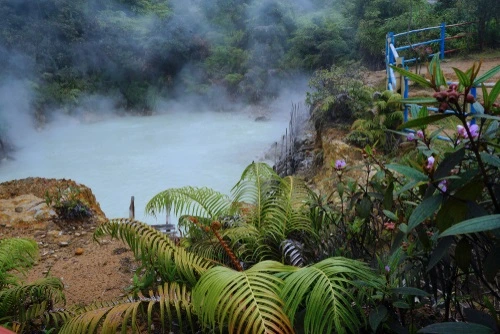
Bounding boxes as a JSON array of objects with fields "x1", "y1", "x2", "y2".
[
  {"x1": 94, "y1": 219, "x2": 214, "y2": 285},
  {"x1": 231, "y1": 162, "x2": 281, "y2": 228},
  {"x1": 255, "y1": 176, "x2": 314, "y2": 262},
  {"x1": 0, "y1": 238, "x2": 38, "y2": 286},
  {"x1": 280, "y1": 257, "x2": 380, "y2": 334},
  {"x1": 59, "y1": 282, "x2": 195, "y2": 334},
  {"x1": 146, "y1": 186, "x2": 233, "y2": 221},
  {"x1": 0, "y1": 277, "x2": 65, "y2": 329},
  {"x1": 193, "y1": 261, "x2": 297, "y2": 334}
]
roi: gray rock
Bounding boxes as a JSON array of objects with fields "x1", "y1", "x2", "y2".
[
  {"x1": 59, "y1": 241, "x2": 70, "y2": 247},
  {"x1": 15, "y1": 207, "x2": 23, "y2": 213}
]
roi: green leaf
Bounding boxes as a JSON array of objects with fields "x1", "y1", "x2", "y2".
[
  {"x1": 369, "y1": 305, "x2": 387, "y2": 332},
  {"x1": 480, "y1": 152, "x2": 500, "y2": 168},
  {"x1": 391, "y1": 287, "x2": 430, "y2": 297},
  {"x1": 434, "y1": 148, "x2": 465, "y2": 180},
  {"x1": 399, "y1": 114, "x2": 454, "y2": 130},
  {"x1": 427, "y1": 237, "x2": 454, "y2": 272},
  {"x1": 408, "y1": 195, "x2": 442, "y2": 231},
  {"x1": 392, "y1": 301, "x2": 410, "y2": 309},
  {"x1": 383, "y1": 210, "x2": 398, "y2": 221},
  {"x1": 439, "y1": 215, "x2": 500, "y2": 237},
  {"x1": 474, "y1": 64, "x2": 500, "y2": 86},
  {"x1": 386, "y1": 164, "x2": 428, "y2": 182},
  {"x1": 398, "y1": 97, "x2": 439, "y2": 104},
  {"x1": 453, "y1": 68, "x2": 471, "y2": 87},
  {"x1": 473, "y1": 114, "x2": 500, "y2": 121},
  {"x1": 483, "y1": 245, "x2": 500, "y2": 282},
  {"x1": 418, "y1": 322, "x2": 494, "y2": 333},
  {"x1": 487, "y1": 80, "x2": 500, "y2": 104},
  {"x1": 455, "y1": 238, "x2": 472, "y2": 272},
  {"x1": 390, "y1": 65, "x2": 433, "y2": 88},
  {"x1": 383, "y1": 182, "x2": 394, "y2": 210}
]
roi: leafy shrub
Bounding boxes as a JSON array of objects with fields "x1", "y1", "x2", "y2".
[{"x1": 45, "y1": 186, "x2": 92, "y2": 220}]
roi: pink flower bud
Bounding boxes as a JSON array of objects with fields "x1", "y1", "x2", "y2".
[{"x1": 335, "y1": 159, "x2": 346, "y2": 170}]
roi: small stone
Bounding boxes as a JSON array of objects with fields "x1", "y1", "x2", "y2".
[
  {"x1": 59, "y1": 241, "x2": 69, "y2": 247},
  {"x1": 15, "y1": 207, "x2": 23, "y2": 213},
  {"x1": 80, "y1": 231, "x2": 87, "y2": 235},
  {"x1": 42, "y1": 270, "x2": 49, "y2": 274},
  {"x1": 75, "y1": 232, "x2": 81, "y2": 237},
  {"x1": 75, "y1": 248, "x2": 84, "y2": 256}
]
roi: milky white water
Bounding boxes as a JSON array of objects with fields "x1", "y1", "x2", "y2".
[{"x1": 0, "y1": 110, "x2": 290, "y2": 224}]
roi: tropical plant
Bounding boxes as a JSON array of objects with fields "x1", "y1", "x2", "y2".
[
  {"x1": 0, "y1": 238, "x2": 65, "y2": 333},
  {"x1": 146, "y1": 162, "x2": 316, "y2": 266},
  {"x1": 63, "y1": 219, "x2": 381, "y2": 333},
  {"x1": 347, "y1": 90, "x2": 405, "y2": 152}
]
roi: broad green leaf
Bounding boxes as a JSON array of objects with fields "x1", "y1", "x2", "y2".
[
  {"x1": 474, "y1": 64, "x2": 500, "y2": 86},
  {"x1": 383, "y1": 210, "x2": 398, "y2": 221},
  {"x1": 427, "y1": 237, "x2": 454, "y2": 272},
  {"x1": 429, "y1": 55, "x2": 446, "y2": 87},
  {"x1": 418, "y1": 322, "x2": 494, "y2": 334},
  {"x1": 390, "y1": 65, "x2": 433, "y2": 88},
  {"x1": 439, "y1": 215, "x2": 500, "y2": 237},
  {"x1": 453, "y1": 68, "x2": 471, "y2": 87},
  {"x1": 398, "y1": 97, "x2": 439, "y2": 104},
  {"x1": 488, "y1": 80, "x2": 500, "y2": 104},
  {"x1": 483, "y1": 245, "x2": 500, "y2": 281},
  {"x1": 434, "y1": 148, "x2": 465, "y2": 180},
  {"x1": 480, "y1": 152, "x2": 500, "y2": 168},
  {"x1": 398, "y1": 114, "x2": 454, "y2": 130},
  {"x1": 383, "y1": 182, "x2": 394, "y2": 210},
  {"x1": 392, "y1": 301, "x2": 410, "y2": 309},
  {"x1": 386, "y1": 164, "x2": 428, "y2": 182},
  {"x1": 369, "y1": 305, "x2": 387, "y2": 332},
  {"x1": 408, "y1": 195, "x2": 442, "y2": 231},
  {"x1": 391, "y1": 287, "x2": 429, "y2": 297},
  {"x1": 455, "y1": 238, "x2": 472, "y2": 272}
]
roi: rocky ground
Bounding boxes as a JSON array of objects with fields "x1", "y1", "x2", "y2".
[{"x1": 0, "y1": 178, "x2": 137, "y2": 307}]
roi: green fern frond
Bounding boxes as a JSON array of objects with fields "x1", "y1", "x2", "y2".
[
  {"x1": 193, "y1": 261, "x2": 297, "y2": 334},
  {"x1": 0, "y1": 277, "x2": 65, "y2": 329},
  {"x1": 280, "y1": 257, "x2": 380, "y2": 334},
  {"x1": 0, "y1": 238, "x2": 38, "y2": 286},
  {"x1": 232, "y1": 162, "x2": 280, "y2": 229},
  {"x1": 94, "y1": 219, "x2": 214, "y2": 285},
  {"x1": 146, "y1": 186, "x2": 233, "y2": 221},
  {"x1": 60, "y1": 282, "x2": 195, "y2": 334}
]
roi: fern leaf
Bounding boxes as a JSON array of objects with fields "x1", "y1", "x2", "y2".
[
  {"x1": 193, "y1": 261, "x2": 296, "y2": 334},
  {"x1": 94, "y1": 219, "x2": 214, "y2": 285},
  {"x1": 146, "y1": 186, "x2": 232, "y2": 221},
  {"x1": 280, "y1": 257, "x2": 380, "y2": 334},
  {"x1": 60, "y1": 282, "x2": 195, "y2": 334},
  {"x1": 0, "y1": 238, "x2": 38, "y2": 285}
]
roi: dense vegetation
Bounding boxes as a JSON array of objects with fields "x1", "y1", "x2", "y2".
[
  {"x1": 1, "y1": 0, "x2": 500, "y2": 332},
  {"x1": 2, "y1": 57, "x2": 499, "y2": 333},
  {"x1": 0, "y1": 0, "x2": 498, "y2": 114}
]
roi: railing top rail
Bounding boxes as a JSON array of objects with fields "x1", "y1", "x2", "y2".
[
  {"x1": 393, "y1": 25, "x2": 442, "y2": 37},
  {"x1": 395, "y1": 38, "x2": 442, "y2": 51}
]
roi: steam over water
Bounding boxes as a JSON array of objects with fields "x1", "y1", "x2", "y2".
[{"x1": 0, "y1": 110, "x2": 290, "y2": 224}]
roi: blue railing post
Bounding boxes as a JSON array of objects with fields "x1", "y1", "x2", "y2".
[
  {"x1": 440, "y1": 22, "x2": 446, "y2": 59},
  {"x1": 470, "y1": 87, "x2": 477, "y2": 125}
]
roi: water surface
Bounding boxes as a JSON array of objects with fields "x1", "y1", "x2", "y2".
[{"x1": 0, "y1": 110, "x2": 289, "y2": 224}]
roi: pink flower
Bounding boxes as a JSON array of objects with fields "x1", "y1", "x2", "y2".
[
  {"x1": 438, "y1": 180, "x2": 448, "y2": 193},
  {"x1": 426, "y1": 156, "x2": 435, "y2": 170},
  {"x1": 417, "y1": 130, "x2": 424, "y2": 139},
  {"x1": 457, "y1": 123, "x2": 479, "y2": 139},
  {"x1": 385, "y1": 265, "x2": 391, "y2": 273},
  {"x1": 335, "y1": 159, "x2": 346, "y2": 170},
  {"x1": 384, "y1": 222, "x2": 396, "y2": 230},
  {"x1": 407, "y1": 133, "x2": 416, "y2": 141},
  {"x1": 469, "y1": 124, "x2": 479, "y2": 139}
]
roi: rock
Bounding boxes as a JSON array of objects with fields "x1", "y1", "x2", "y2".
[
  {"x1": 59, "y1": 241, "x2": 69, "y2": 247},
  {"x1": 254, "y1": 116, "x2": 269, "y2": 122},
  {"x1": 75, "y1": 248, "x2": 84, "y2": 256},
  {"x1": 75, "y1": 232, "x2": 81, "y2": 237},
  {"x1": 14, "y1": 206, "x2": 23, "y2": 213}
]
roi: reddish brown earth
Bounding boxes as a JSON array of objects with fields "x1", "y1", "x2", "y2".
[{"x1": 0, "y1": 178, "x2": 137, "y2": 307}]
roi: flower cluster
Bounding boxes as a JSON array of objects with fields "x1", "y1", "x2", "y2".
[
  {"x1": 457, "y1": 122, "x2": 479, "y2": 139},
  {"x1": 426, "y1": 156, "x2": 435, "y2": 171}
]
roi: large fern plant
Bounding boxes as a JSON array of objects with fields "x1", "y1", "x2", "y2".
[
  {"x1": 146, "y1": 162, "x2": 316, "y2": 266},
  {"x1": 62, "y1": 219, "x2": 381, "y2": 333}
]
